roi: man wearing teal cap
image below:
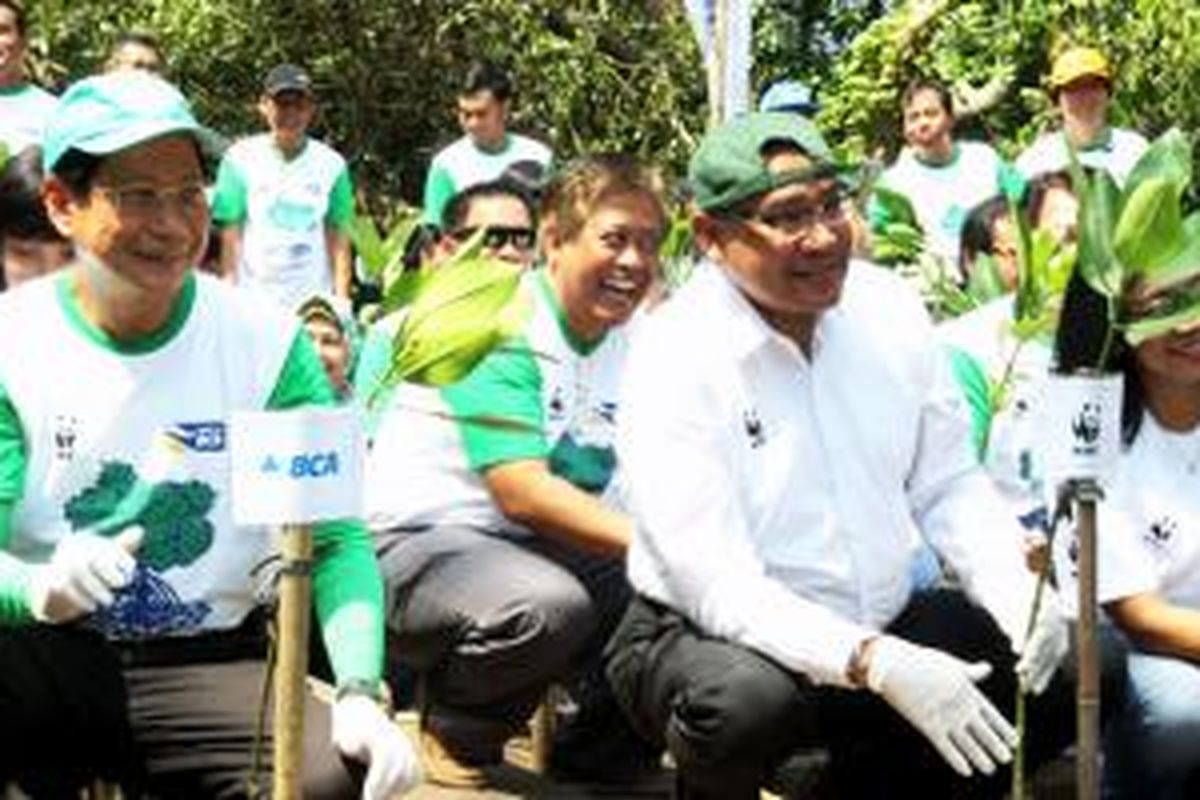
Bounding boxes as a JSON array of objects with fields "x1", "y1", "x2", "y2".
[
  {"x1": 0, "y1": 72, "x2": 419, "y2": 798},
  {"x1": 605, "y1": 112, "x2": 1097, "y2": 798}
]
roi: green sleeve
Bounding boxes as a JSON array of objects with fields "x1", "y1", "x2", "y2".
[
  {"x1": 325, "y1": 167, "x2": 354, "y2": 231},
  {"x1": 422, "y1": 162, "x2": 457, "y2": 228},
  {"x1": 441, "y1": 338, "x2": 547, "y2": 471},
  {"x1": 267, "y1": 330, "x2": 384, "y2": 686},
  {"x1": 0, "y1": 378, "x2": 32, "y2": 625},
  {"x1": 948, "y1": 346, "x2": 994, "y2": 460},
  {"x1": 210, "y1": 154, "x2": 249, "y2": 225}
]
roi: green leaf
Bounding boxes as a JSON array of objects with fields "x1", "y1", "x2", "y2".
[
  {"x1": 873, "y1": 186, "x2": 921, "y2": 228},
  {"x1": 1123, "y1": 297, "x2": 1200, "y2": 346},
  {"x1": 1123, "y1": 128, "x2": 1193, "y2": 199},
  {"x1": 1113, "y1": 177, "x2": 1184, "y2": 275},
  {"x1": 385, "y1": 253, "x2": 531, "y2": 387},
  {"x1": 348, "y1": 213, "x2": 385, "y2": 278},
  {"x1": 966, "y1": 253, "x2": 1007, "y2": 303},
  {"x1": 1074, "y1": 167, "x2": 1126, "y2": 299},
  {"x1": 1140, "y1": 211, "x2": 1200, "y2": 292}
]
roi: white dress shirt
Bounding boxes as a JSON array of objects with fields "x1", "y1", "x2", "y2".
[{"x1": 619, "y1": 260, "x2": 1036, "y2": 687}]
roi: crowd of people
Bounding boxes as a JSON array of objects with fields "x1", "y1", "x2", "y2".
[{"x1": 2, "y1": 1, "x2": 1200, "y2": 798}]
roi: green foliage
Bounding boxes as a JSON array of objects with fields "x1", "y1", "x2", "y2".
[
  {"x1": 25, "y1": 0, "x2": 705, "y2": 215},
  {"x1": 349, "y1": 205, "x2": 422, "y2": 287},
  {"x1": 376, "y1": 233, "x2": 532, "y2": 391}
]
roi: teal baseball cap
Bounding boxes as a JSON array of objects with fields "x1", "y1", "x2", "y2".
[
  {"x1": 43, "y1": 72, "x2": 225, "y2": 174},
  {"x1": 688, "y1": 112, "x2": 843, "y2": 212}
]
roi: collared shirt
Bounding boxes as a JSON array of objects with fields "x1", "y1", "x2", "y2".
[{"x1": 619, "y1": 260, "x2": 1034, "y2": 687}]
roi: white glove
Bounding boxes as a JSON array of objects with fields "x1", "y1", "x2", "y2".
[
  {"x1": 866, "y1": 635, "x2": 1017, "y2": 777},
  {"x1": 1013, "y1": 587, "x2": 1069, "y2": 695},
  {"x1": 28, "y1": 528, "x2": 143, "y2": 624},
  {"x1": 332, "y1": 694, "x2": 422, "y2": 799}
]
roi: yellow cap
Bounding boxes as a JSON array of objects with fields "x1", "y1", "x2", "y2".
[{"x1": 1049, "y1": 47, "x2": 1112, "y2": 90}]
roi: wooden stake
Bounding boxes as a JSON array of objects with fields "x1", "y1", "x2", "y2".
[
  {"x1": 1075, "y1": 481, "x2": 1101, "y2": 800},
  {"x1": 707, "y1": 0, "x2": 728, "y2": 129},
  {"x1": 273, "y1": 523, "x2": 314, "y2": 800}
]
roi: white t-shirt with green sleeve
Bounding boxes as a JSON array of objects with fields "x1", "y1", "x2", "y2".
[
  {"x1": 211, "y1": 134, "x2": 355, "y2": 311},
  {"x1": 365, "y1": 269, "x2": 628, "y2": 535},
  {"x1": 0, "y1": 83, "x2": 56, "y2": 151},
  {"x1": 422, "y1": 132, "x2": 551, "y2": 226},
  {"x1": 872, "y1": 141, "x2": 1013, "y2": 265}
]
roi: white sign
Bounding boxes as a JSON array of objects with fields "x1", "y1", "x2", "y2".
[
  {"x1": 1041, "y1": 373, "x2": 1124, "y2": 484},
  {"x1": 230, "y1": 408, "x2": 364, "y2": 525}
]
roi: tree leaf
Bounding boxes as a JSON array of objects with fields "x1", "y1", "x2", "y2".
[
  {"x1": 1074, "y1": 166, "x2": 1125, "y2": 299},
  {"x1": 1123, "y1": 295, "x2": 1200, "y2": 346},
  {"x1": 1113, "y1": 177, "x2": 1184, "y2": 275},
  {"x1": 1140, "y1": 211, "x2": 1200, "y2": 293},
  {"x1": 872, "y1": 185, "x2": 921, "y2": 229},
  {"x1": 386, "y1": 254, "x2": 531, "y2": 387},
  {"x1": 1123, "y1": 127, "x2": 1193, "y2": 199}
]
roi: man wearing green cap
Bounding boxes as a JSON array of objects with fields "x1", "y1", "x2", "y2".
[
  {"x1": 605, "y1": 112, "x2": 1090, "y2": 798},
  {"x1": 0, "y1": 72, "x2": 419, "y2": 798}
]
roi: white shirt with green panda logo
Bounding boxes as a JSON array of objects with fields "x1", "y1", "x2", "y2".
[
  {"x1": 0, "y1": 272, "x2": 299, "y2": 638},
  {"x1": 365, "y1": 269, "x2": 628, "y2": 534},
  {"x1": 212, "y1": 134, "x2": 354, "y2": 311},
  {"x1": 1053, "y1": 414, "x2": 1200, "y2": 616}
]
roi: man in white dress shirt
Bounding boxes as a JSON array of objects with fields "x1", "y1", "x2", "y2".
[{"x1": 604, "y1": 112, "x2": 1113, "y2": 799}]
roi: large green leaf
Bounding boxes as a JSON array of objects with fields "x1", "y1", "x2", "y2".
[
  {"x1": 1140, "y1": 211, "x2": 1200, "y2": 292},
  {"x1": 1122, "y1": 286, "x2": 1200, "y2": 345},
  {"x1": 1074, "y1": 166, "x2": 1126, "y2": 299},
  {"x1": 1113, "y1": 177, "x2": 1184, "y2": 274},
  {"x1": 384, "y1": 253, "x2": 531, "y2": 387},
  {"x1": 1123, "y1": 127, "x2": 1193, "y2": 200}
]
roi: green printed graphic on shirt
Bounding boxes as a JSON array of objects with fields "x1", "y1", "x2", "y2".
[
  {"x1": 548, "y1": 432, "x2": 616, "y2": 494},
  {"x1": 64, "y1": 460, "x2": 216, "y2": 571}
]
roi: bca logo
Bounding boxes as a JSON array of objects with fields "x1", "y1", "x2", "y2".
[
  {"x1": 260, "y1": 451, "x2": 340, "y2": 478},
  {"x1": 1071, "y1": 402, "x2": 1102, "y2": 450}
]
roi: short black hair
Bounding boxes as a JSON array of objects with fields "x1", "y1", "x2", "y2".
[
  {"x1": 50, "y1": 149, "x2": 104, "y2": 197},
  {"x1": 460, "y1": 61, "x2": 512, "y2": 103},
  {"x1": 901, "y1": 78, "x2": 953, "y2": 117},
  {"x1": 107, "y1": 30, "x2": 165, "y2": 69},
  {"x1": 0, "y1": 1, "x2": 26, "y2": 37},
  {"x1": 0, "y1": 145, "x2": 57, "y2": 241},
  {"x1": 958, "y1": 193, "x2": 1012, "y2": 273},
  {"x1": 441, "y1": 177, "x2": 535, "y2": 232}
]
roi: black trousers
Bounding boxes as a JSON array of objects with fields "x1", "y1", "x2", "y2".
[
  {"x1": 0, "y1": 620, "x2": 360, "y2": 799},
  {"x1": 605, "y1": 588, "x2": 1128, "y2": 800}
]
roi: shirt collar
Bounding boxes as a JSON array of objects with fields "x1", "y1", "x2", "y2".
[{"x1": 698, "y1": 258, "x2": 838, "y2": 364}]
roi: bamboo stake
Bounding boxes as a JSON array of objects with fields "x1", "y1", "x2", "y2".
[
  {"x1": 273, "y1": 523, "x2": 314, "y2": 800},
  {"x1": 1075, "y1": 480, "x2": 1102, "y2": 800}
]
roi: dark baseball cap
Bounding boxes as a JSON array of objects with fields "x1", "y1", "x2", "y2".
[{"x1": 263, "y1": 64, "x2": 313, "y2": 96}]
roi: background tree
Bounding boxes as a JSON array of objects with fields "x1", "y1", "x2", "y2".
[{"x1": 23, "y1": 0, "x2": 705, "y2": 218}]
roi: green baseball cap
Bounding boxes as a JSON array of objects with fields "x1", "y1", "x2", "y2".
[
  {"x1": 688, "y1": 112, "x2": 841, "y2": 212},
  {"x1": 42, "y1": 72, "x2": 225, "y2": 174}
]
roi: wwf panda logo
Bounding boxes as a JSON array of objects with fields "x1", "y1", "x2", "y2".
[
  {"x1": 1143, "y1": 516, "x2": 1178, "y2": 555},
  {"x1": 1071, "y1": 402, "x2": 1102, "y2": 446}
]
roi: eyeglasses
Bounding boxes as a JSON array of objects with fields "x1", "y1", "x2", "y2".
[
  {"x1": 451, "y1": 225, "x2": 536, "y2": 252},
  {"x1": 738, "y1": 189, "x2": 846, "y2": 237},
  {"x1": 93, "y1": 181, "x2": 207, "y2": 218}
]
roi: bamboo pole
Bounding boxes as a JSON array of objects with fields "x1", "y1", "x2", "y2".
[
  {"x1": 273, "y1": 523, "x2": 314, "y2": 800},
  {"x1": 1075, "y1": 480, "x2": 1101, "y2": 800}
]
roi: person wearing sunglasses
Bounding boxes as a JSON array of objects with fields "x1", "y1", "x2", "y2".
[{"x1": 434, "y1": 177, "x2": 537, "y2": 268}]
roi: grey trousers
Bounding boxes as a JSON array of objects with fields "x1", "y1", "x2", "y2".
[{"x1": 377, "y1": 524, "x2": 630, "y2": 744}]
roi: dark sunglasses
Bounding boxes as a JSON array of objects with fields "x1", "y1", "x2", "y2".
[{"x1": 451, "y1": 225, "x2": 536, "y2": 252}]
